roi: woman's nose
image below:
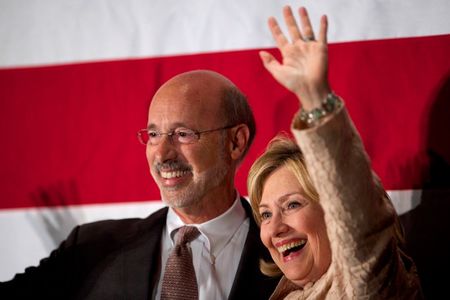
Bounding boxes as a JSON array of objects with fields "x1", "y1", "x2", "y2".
[{"x1": 269, "y1": 214, "x2": 290, "y2": 237}]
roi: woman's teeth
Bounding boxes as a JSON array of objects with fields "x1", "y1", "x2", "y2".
[{"x1": 277, "y1": 240, "x2": 307, "y2": 256}]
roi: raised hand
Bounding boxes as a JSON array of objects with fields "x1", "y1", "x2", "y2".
[{"x1": 260, "y1": 6, "x2": 331, "y2": 110}]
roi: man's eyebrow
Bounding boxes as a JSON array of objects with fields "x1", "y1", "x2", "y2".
[
  {"x1": 146, "y1": 122, "x2": 192, "y2": 131},
  {"x1": 146, "y1": 124, "x2": 157, "y2": 130}
]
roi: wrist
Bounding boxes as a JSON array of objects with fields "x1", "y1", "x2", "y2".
[
  {"x1": 296, "y1": 85, "x2": 332, "y2": 111},
  {"x1": 297, "y1": 92, "x2": 343, "y2": 127}
]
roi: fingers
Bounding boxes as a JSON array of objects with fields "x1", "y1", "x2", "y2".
[
  {"x1": 318, "y1": 15, "x2": 328, "y2": 44},
  {"x1": 268, "y1": 17, "x2": 288, "y2": 48},
  {"x1": 259, "y1": 50, "x2": 275, "y2": 65},
  {"x1": 283, "y1": 6, "x2": 302, "y2": 42},
  {"x1": 298, "y1": 7, "x2": 315, "y2": 40},
  {"x1": 259, "y1": 51, "x2": 280, "y2": 72},
  {"x1": 268, "y1": 6, "x2": 328, "y2": 45}
]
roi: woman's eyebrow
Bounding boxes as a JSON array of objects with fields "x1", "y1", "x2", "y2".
[
  {"x1": 278, "y1": 192, "x2": 300, "y2": 203},
  {"x1": 259, "y1": 192, "x2": 301, "y2": 208}
]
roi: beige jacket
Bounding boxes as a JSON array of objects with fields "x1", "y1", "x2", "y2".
[{"x1": 269, "y1": 107, "x2": 422, "y2": 299}]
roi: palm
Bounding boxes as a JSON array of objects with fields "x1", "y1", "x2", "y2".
[
  {"x1": 270, "y1": 40, "x2": 328, "y2": 95},
  {"x1": 260, "y1": 7, "x2": 330, "y2": 105}
]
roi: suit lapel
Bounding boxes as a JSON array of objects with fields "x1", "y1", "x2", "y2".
[
  {"x1": 228, "y1": 198, "x2": 259, "y2": 299},
  {"x1": 228, "y1": 198, "x2": 279, "y2": 300},
  {"x1": 122, "y1": 207, "x2": 168, "y2": 299}
]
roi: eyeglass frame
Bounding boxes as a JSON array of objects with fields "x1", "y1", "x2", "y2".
[{"x1": 137, "y1": 124, "x2": 237, "y2": 145}]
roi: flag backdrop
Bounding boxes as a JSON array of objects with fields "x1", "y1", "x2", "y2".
[{"x1": 1, "y1": 0, "x2": 449, "y2": 297}]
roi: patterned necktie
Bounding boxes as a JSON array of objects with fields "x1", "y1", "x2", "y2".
[{"x1": 161, "y1": 226, "x2": 200, "y2": 300}]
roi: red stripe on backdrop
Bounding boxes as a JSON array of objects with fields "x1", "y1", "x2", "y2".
[{"x1": 0, "y1": 34, "x2": 449, "y2": 209}]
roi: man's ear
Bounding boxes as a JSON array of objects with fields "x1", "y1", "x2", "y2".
[{"x1": 229, "y1": 124, "x2": 250, "y2": 161}]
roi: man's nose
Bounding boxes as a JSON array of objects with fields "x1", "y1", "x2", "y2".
[{"x1": 151, "y1": 135, "x2": 178, "y2": 163}]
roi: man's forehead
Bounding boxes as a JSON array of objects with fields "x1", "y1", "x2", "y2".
[
  {"x1": 149, "y1": 85, "x2": 222, "y2": 113},
  {"x1": 147, "y1": 72, "x2": 228, "y2": 128},
  {"x1": 149, "y1": 93, "x2": 220, "y2": 115},
  {"x1": 147, "y1": 97, "x2": 222, "y2": 129}
]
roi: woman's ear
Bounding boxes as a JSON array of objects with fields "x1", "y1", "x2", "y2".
[{"x1": 229, "y1": 124, "x2": 250, "y2": 161}]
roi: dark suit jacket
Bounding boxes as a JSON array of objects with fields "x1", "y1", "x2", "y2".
[{"x1": 1, "y1": 199, "x2": 279, "y2": 299}]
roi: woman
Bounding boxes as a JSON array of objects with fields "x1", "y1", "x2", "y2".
[{"x1": 248, "y1": 6, "x2": 423, "y2": 299}]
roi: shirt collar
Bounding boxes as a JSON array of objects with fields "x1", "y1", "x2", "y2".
[{"x1": 166, "y1": 192, "x2": 246, "y2": 257}]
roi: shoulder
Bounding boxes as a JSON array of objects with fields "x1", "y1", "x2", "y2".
[
  {"x1": 64, "y1": 206, "x2": 169, "y2": 248},
  {"x1": 0, "y1": 207, "x2": 169, "y2": 297}
]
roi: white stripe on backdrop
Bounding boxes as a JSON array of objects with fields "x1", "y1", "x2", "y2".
[
  {"x1": 0, "y1": 191, "x2": 421, "y2": 281},
  {"x1": 0, "y1": 0, "x2": 449, "y2": 67}
]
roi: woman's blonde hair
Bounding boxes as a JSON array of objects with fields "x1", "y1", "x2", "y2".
[
  {"x1": 247, "y1": 134, "x2": 319, "y2": 277},
  {"x1": 248, "y1": 136, "x2": 408, "y2": 278}
]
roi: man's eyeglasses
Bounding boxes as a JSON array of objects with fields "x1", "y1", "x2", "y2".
[{"x1": 137, "y1": 124, "x2": 236, "y2": 145}]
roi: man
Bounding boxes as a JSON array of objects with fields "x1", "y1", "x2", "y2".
[{"x1": 1, "y1": 70, "x2": 279, "y2": 299}]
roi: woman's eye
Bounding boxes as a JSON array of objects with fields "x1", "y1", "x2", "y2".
[
  {"x1": 260, "y1": 211, "x2": 272, "y2": 220},
  {"x1": 287, "y1": 201, "x2": 301, "y2": 210}
]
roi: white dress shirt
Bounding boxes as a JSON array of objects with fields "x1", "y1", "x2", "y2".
[{"x1": 154, "y1": 193, "x2": 249, "y2": 300}]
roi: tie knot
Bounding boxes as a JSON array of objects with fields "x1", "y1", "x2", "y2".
[{"x1": 176, "y1": 226, "x2": 200, "y2": 245}]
